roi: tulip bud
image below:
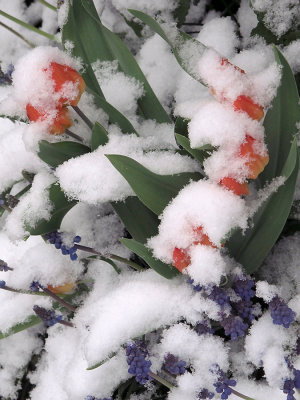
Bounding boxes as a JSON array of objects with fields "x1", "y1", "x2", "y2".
[
  {"x1": 240, "y1": 135, "x2": 269, "y2": 179},
  {"x1": 26, "y1": 103, "x2": 73, "y2": 134},
  {"x1": 172, "y1": 247, "x2": 190, "y2": 272},
  {"x1": 48, "y1": 62, "x2": 86, "y2": 106},
  {"x1": 219, "y1": 177, "x2": 249, "y2": 196}
]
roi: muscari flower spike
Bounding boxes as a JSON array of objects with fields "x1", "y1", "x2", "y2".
[
  {"x1": 0, "y1": 259, "x2": 11, "y2": 272},
  {"x1": 45, "y1": 231, "x2": 81, "y2": 261},
  {"x1": 33, "y1": 305, "x2": 63, "y2": 327},
  {"x1": 164, "y1": 353, "x2": 186, "y2": 375},
  {"x1": 221, "y1": 315, "x2": 248, "y2": 341},
  {"x1": 198, "y1": 388, "x2": 215, "y2": 399},
  {"x1": 269, "y1": 295, "x2": 296, "y2": 329},
  {"x1": 212, "y1": 366, "x2": 236, "y2": 400},
  {"x1": 126, "y1": 341, "x2": 152, "y2": 385}
]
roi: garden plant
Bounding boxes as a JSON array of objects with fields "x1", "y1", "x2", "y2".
[{"x1": 0, "y1": 0, "x2": 300, "y2": 399}]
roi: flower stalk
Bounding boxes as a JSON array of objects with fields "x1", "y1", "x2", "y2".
[
  {"x1": 0, "y1": 21, "x2": 35, "y2": 48},
  {"x1": 74, "y1": 244, "x2": 145, "y2": 272},
  {"x1": 72, "y1": 106, "x2": 94, "y2": 130},
  {"x1": 0, "y1": 10, "x2": 57, "y2": 42}
]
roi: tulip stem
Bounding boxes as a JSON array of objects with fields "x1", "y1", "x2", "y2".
[
  {"x1": 41, "y1": 287, "x2": 76, "y2": 312},
  {"x1": 74, "y1": 244, "x2": 145, "y2": 272},
  {"x1": 65, "y1": 129, "x2": 84, "y2": 142},
  {"x1": 72, "y1": 106, "x2": 93, "y2": 130},
  {"x1": 0, "y1": 21, "x2": 35, "y2": 48},
  {"x1": 36, "y1": 0, "x2": 57, "y2": 11},
  {"x1": 0, "y1": 204, "x2": 12, "y2": 213},
  {"x1": 0, "y1": 10, "x2": 57, "y2": 42}
]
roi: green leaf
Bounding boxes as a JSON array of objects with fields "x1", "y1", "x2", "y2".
[
  {"x1": 106, "y1": 154, "x2": 201, "y2": 215},
  {"x1": 175, "y1": 133, "x2": 213, "y2": 163},
  {"x1": 0, "y1": 315, "x2": 41, "y2": 340},
  {"x1": 260, "y1": 47, "x2": 300, "y2": 185},
  {"x1": 91, "y1": 121, "x2": 109, "y2": 151},
  {"x1": 87, "y1": 87, "x2": 138, "y2": 136},
  {"x1": 174, "y1": 116, "x2": 189, "y2": 138},
  {"x1": 87, "y1": 350, "x2": 118, "y2": 370},
  {"x1": 228, "y1": 138, "x2": 299, "y2": 273},
  {"x1": 27, "y1": 183, "x2": 77, "y2": 235},
  {"x1": 120, "y1": 238, "x2": 179, "y2": 279},
  {"x1": 62, "y1": 0, "x2": 104, "y2": 97},
  {"x1": 38, "y1": 140, "x2": 90, "y2": 168},
  {"x1": 128, "y1": 9, "x2": 207, "y2": 85},
  {"x1": 112, "y1": 197, "x2": 159, "y2": 243},
  {"x1": 68, "y1": 0, "x2": 171, "y2": 124}
]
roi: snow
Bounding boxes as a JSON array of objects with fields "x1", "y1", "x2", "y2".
[
  {"x1": 148, "y1": 180, "x2": 248, "y2": 263},
  {"x1": 0, "y1": 1, "x2": 298, "y2": 399},
  {"x1": 56, "y1": 132, "x2": 199, "y2": 204}
]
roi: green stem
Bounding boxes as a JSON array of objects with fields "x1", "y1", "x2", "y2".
[
  {"x1": 0, "y1": 204, "x2": 11, "y2": 213},
  {"x1": 36, "y1": 0, "x2": 57, "y2": 11},
  {"x1": 75, "y1": 244, "x2": 145, "y2": 272},
  {"x1": 148, "y1": 371, "x2": 175, "y2": 390},
  {"x1": 72, "y1": 106, "x2": 94, "y2": 130},
  {"x1": 0, "y1": 21, "x2": 35, "y2": 47},
  {"x1": 41, "y1": 287, "x2": 76, "y2": 312},
  {"x1": 0, "y1": 10, "x2": 57, "y2": 42},
  {"x1": 65, "y1": 128, "x2": 84, "y2": 142},
  {"x1": 108, "y1": 254, "x2": 144, "y2": 272},
  {"x1": 231, "y1": 389, "x2": 256, "y2": 400},
  {"x1": 15, "y1": 184, "x2": 32, "y2": 198}
]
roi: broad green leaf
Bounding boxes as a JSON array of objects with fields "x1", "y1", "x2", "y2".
[
  {"x1": 62, "y1": 0, "x2": 104, "y2": 97},
  {"x1": 228, "y1": 139, "x2": 299, "y2": 273},
  {"x1": 112, "y1": 197, "x2": 159, "y2": 243},
  {"x1": 91, "y1": 121, "x2": 109, "y2": 151},
  {"x1": 120, "y1": 238, "x2": 179, "y2": 279},
  {"x1": 174, "y1": 116, "x2": 189, "y2": 138},
  {"x1": 129, "y1": 9, "x2": 207, "y2": 85},
  {"x1": 70, "y1": 0, "x2": 171, "y2": 124},
  {"x1": 27, "y1": 183, "x2": 77, "y2": 235},
  {"x1": 175, "y1": 133, "x2": 213, "y2": 163},
  {"x1": 87, "y1": 87, "x2": 138, "y2": 136},
  {"x1": 260, "y1": 47, "x2": 300, "y2": 185},
  {"x1": 106, "y1": 154, "x2": 201, "y2": 215},
  {"x1": 38, "y1": 140, "x2": 90, "y2": 168},
  {"x1": 0, "y1": 315, "x2": 41, "y2": 340}
]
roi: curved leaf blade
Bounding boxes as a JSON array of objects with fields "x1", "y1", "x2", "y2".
[
  {"x1": 228, "y1": 139, "x2": 299, "y2": 273},
  {"x1": 91, "y1": 121, "x2": 109, "y2": 151},
  {"x1": 0, "y1": 315, "x2": 41, "y2": 340},
  {"x1": 112, "y1": 197, "x2": 159, "y2": 243},
  {"x1": 87, "y1": 87, "x2": 138, "y2": 135},
  {"x1": 38, "y1": 140, "x2": 90, "y2": 168},
  {"x1": 129, "y1": 9, "x2": 207, "y2": 85},
  {"x1": 106, "y1": 154, "x2": 201, "y2": 215},
  {"x1": 27, "y1": 183, "x2": 77, "y2": 235},
  {"x1": 120, "y1": 238, "x2": 179, "y2": 279},
  {"x1": 76, "y1": 0, "x2": 171, "y2": 124},
  {"x1": 260, "y1": 46, "x2": 300, "y2": 185}
]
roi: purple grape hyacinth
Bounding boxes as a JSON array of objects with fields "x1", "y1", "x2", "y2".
[
  {"x1": 164, "y1": 353, "x2": 186, "y2": 375},
  {"x1": 269, "y1": 296, "x2": 295, "y2": 328},
  {"x1": 126, "y1": 341, "x2": 152, "y2": 385},
  {"x1": 198, "y1": 388, "x2": 214, "y2": 399},
  {"x1": 33, "y1": 305, "x2": 63, "y2": 327},
  {"x1": 221, "y1": 315, "x2": 248, "y2": 341},
  {"x1": 45, "y1": 231, "x2": 81, "y2": 261},
  {"x1": 208, "y1": 286, "x2": 231, "y2": 308},
  {"x1": 212, "y1": 367, "x2": 236, "y2": 400},
  {"x1": 233, "y1": 277, "x2": 255, "y2": 301}
]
